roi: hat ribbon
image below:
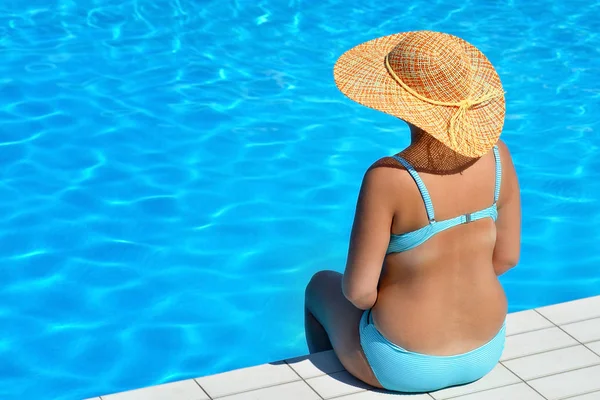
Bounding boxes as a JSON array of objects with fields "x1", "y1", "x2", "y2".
[{"x1": 384, "y1": 54, "x2": 504, "y2": 149}]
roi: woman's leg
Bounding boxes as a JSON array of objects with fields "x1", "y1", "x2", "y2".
[
  {"x1": 304, "y1": 270, "x2": 382, "y2": 388},
  {"x1": 305, "y1": 306, "x2": 333, "y2": 353}
]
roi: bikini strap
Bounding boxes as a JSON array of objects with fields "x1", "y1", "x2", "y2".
[
  {"x1": 492, "y1": 145, "x2": 502, "y2": 204},
  {"x1": 392, "y1": 155, "x2": 435, "y2": 222}
]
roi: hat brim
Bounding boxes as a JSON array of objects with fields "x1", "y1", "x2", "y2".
[{"x1": 333, "y1": 31, "x2": 506, "y2": 158}]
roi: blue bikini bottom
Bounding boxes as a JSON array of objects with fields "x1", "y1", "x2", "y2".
[{"x1": 359, "y1": 309, "x2": 506, "y2": 393}]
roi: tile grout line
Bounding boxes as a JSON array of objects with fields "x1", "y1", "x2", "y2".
[
  {"x1": 502, "y1": 309, "x2": 594, "y2": 362},
  {"x1": 325, "y1": 390, "x2": 434, "y2": 400},
  {"x1": 583, "y1": 342, "x2": 600, "y2": 357},
  {"x1": 505, "y1": 360, "x2": 600, "y2": 382},
  {"x1": 561, "y1": 316, "x2": 600, "y2": 328},
  {"x1": 533, "y1": 308, "x2": 600, "y2": 327},
  {"x1": 501, "y1": 343, "x2": 581, "y2": 362},
  {"x1": 286, "y1": 365, "x2": 384, "y2": 400},
  {"x1": 550, "y1": 315, "x2": 600, "y2": 355},
  {"x1": 93, "y1": 299, "x2": 600, "y2": 400},
  {"x1": 505, "y1": 325, "x2": 557, "y2": 337},
  {"x1": 560, "y1": 389, "x2": 600, "y2": 400},
  {"x1": 192, "y1": 379, "x2": 214, "y2": 400},
  {"x1": 291, "y1": 366, "x2": 437, "y2": 400},
  {"x1": 519, "y1": 381, "x2": 550, "y2": 400},
  {"x1": 284, "y1": 360, "x2": 326, "y2": 400},
  {"x1": 536, "y1": 308, "x2": 588, "y2": 346},
  {"x1": 530, "y1": 309, "x2": 564, "y2": 326},
  {"x1": 325, "y1": 389, "x2": 371, "y2": 400},
  {"x1": 159, "y1": 344, "x2": 597, "y2": 400},
  {"x1": 442, "y1": 382, "x2": 537, "y2": 400},
  {"x1": 420, "y1": 389, "x2": 436, "y2": 399},
  {"x1": 498, "y1": 309, "x2": 599, "y2": 387},
  {"x1": 501, "y1": 321, "x2": 586, "y2": 365},
  {"x1": 530, "y1": 310, "x2": 600, "y2": 399},
  {"x1": 425, "y1": 365, "x2": 528, "y2": 400},
  {"x1": 545, "y1": 365, "x2": 600, "y2": 400},
  {"x1": 498, "y1": 361, "x2": 550, "y2": 400},
  {"x1": 504, "y1": 324, "x2": 560, "y2": 339},
  {"x1": 502, "y1": 327, "x2": 600, "y2": 382},
  {"x1": 206, "y1": 379, "x2": 303, "y2": 399}
]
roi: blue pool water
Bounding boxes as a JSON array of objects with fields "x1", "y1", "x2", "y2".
[{"x1": 1, "y1": 0, "x2": 599, "y2": 398}]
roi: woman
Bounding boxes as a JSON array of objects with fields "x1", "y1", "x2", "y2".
[{"x1": 304, "y1": 30, "x2": 521, "y2": 393}]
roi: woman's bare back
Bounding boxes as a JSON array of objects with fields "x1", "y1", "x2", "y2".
[
  {"x1": 305, "y1": 135, "x2": 520, "y2": 389},
  {"x1": 369, "y1": 140, "x2": 520, "y2": 355}
]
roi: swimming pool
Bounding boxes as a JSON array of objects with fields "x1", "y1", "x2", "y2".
[{"x1": 1, "y1": 0, "x2": 599, "y2": 399}]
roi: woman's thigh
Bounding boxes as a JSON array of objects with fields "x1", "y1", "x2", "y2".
[{"x1": 305, "y1": 270, "x2": 382, "y2": 388}]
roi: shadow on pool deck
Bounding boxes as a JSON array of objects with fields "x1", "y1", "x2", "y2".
[
  {"x1": 96, "y1": 295, "x2": 600, "y2": 400},
  {"x1": 280, "y1": 352, "x2": 478, "y2": 398}
]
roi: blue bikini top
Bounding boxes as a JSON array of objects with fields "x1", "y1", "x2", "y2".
[{"x1": 387, "y1": 145, "x2": 502, "y2": 254}]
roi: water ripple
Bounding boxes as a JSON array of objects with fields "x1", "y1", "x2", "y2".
[{"x1": 0, "y1": 0, "x2": 599, "y2": 399}]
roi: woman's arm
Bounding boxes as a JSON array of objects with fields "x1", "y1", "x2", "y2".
[
  {"x1": 493, "y1": 140, "x2": 522, "y2": 276},
  {"x1": 342, "y1": 167, "x2": 394, "y2": 309}
]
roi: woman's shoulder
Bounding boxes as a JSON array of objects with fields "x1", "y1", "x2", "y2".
[
  {"x1": 359, "y1": 156, "x2": 410, "y2": 196},
  {"x1": 367, "y1": 156, "x2": 405, "y2": 172},
  {"x1": 495, "y1": 139, "x2": 517, "y2": 174},
  {"x1": 495, "y1": 139, "x2": 514, "y2": 160}
]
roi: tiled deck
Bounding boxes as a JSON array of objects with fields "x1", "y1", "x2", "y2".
[{"x1": 89, "y1": 295, "x2": 600, "y2": 400}]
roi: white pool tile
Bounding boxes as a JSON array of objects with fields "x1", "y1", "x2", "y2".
[
  {"x1": 306, "y1": 370, "x2": 371, "y2": 399},
  {"x1": 286, "y1": 349, "x2": 345, "y2": 379},
  {"x1": 500, "y1": 327, "x2": 578, "y2": 360},
  {"x1": 430, "y1": 364, "x2": 520, "y2": 400},
  {"x1": 446, "y1": 383, "x2": 545, "y2": 400},
  {"x1": 528, "y1": 364, "x2": 600, "y2": 400},
  {"x1": 336, "y1": 389, "x2": 434, "y2": 399},
  {"x1": 536, "y1": 295, "x2": 600, "y2": 325},
  {"x1": 505, "y1": 309, "x2": 554, "y2": 336},
  {"x1": 588, "y1": 341, "x2": 600, "y2": 356},
  {"x1": 215, "y1": 381, "x2": 320, "y2": 400},
  {"x1": 96, "y1": 295, "x2": 600, "y2": 400},
  {"x1": 195, "y1": 363, "x2": 299, "y2": 398},
  {"x1": 562, "y1": 318, "x2": 600, "y2": 343},
  {"x1": 566, "y1": 392, "x2": 600, "y2": 400},
  {"x1": 503, "y1": 345, "x2": 600, "y2": 380},
  {"x1": 102, "y1": 380, "x2": 209, "y2": 400}
]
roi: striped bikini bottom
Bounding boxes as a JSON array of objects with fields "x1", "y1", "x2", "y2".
[{"x1": 359, "y1": 309, "x2": 506, "y2": 393}]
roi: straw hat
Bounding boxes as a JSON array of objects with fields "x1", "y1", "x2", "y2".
[{"x1": 333, "y1": 30, "x2": 505, "y2": 158}]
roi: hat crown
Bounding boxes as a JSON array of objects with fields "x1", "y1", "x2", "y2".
[{"x1": 387, "y1": 31, "x2": 473, "y2": 103}]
